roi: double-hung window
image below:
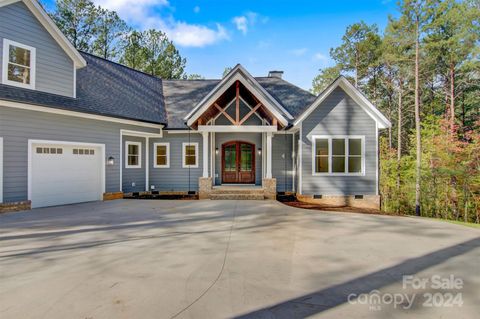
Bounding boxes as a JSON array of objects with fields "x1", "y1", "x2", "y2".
[
  {"x1": 153, "y1": 143, "x2": 169, "y2": 168},
  {"x1": 182, "y1": 142, "x2": 198, "y2": 168},
  {"x1": 125, "y1": 141, "x2": 141, "y2": 168},
  {"x1": 2, "y1": 39, "x2": 36, "y2": 89},
  {"x1": 313, "y1": 136, "x2": 364, "y2": 175}
]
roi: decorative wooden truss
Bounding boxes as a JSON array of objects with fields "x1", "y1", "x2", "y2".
[{"x1": 193, "y1": 80, "x2": 282, "y2": 129}]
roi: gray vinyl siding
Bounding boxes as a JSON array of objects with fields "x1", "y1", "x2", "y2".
[
  {"x1": 272, "y1": 134, "x2": 294, "y2": 192},
  {"x1": 214, "y1": 99, "x2": 262, "y2": 125},
  {"x1": 122, "y1": 136, "x2": 146, "y2": 193},
  {"x1": 149, "y1": 132, "x2": 203, "y2": 192},
  {"x1": 301, "y1": 87, "x2": 377, "y2": 195},
  {"x1": 214, "y1": 133, "x2": 262, "y2": 185},
  {"x1": 0, "y1": 106, "x2": 159, "y2": 202},
  {"x1": 0, "y1": 2, "x2": 75, "y2": 97},
  {"x1": 293, "y1": 132, "x2": 299, "y2": 193}
]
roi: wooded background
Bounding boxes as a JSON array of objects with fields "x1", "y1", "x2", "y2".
[{"x1": 45, "y1": 0, "x2": 479, "y2": 223}]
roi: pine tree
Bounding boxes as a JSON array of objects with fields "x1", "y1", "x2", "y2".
[{"x1": 51, "y1": 0, "x2": 98, "y2": 52}]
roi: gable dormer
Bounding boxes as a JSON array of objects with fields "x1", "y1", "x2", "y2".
[{"x1": 0, "y1": 0, "x2": 86, "y2": 98}]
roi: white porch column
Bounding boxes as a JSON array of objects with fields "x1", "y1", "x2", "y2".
[
  {"x1": 202, "y1": 131, "x2": 209, "y2": 178},
  {"x1": 266, "y1": 132, "x2": 273, "y2": 178}
]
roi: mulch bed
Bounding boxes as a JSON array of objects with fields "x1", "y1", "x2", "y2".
[{"x1": 277, "y1": 197, "x2": 403, "y2": 216}]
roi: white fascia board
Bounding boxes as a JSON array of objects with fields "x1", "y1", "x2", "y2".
[
  {"x1": 184, "y1": 64, "x2": 242, "y2": 120},
  {"x1": 197, "y1": 125, "x2": 277, "y2": 133},
  {"x1": 237, "y1": 65, "x2": 293, "y2": 120},
  {"x1": 0, "y1": 0, "x2": 20, "y2": 7},
  {"x1": 164, "y1": 130, "x2": 201, "y2": 134},
  {"x1": 293, "y1": 77, "x2": 391, "y2": 129},
  {"x1": 120, "y1": 129, "x2": 163, "y2": 138},
  {"x1": 20, "y1": 0, "x2": 86, "y2": 68},
  {"x1": 0, "y1": 99, "x2": 164, "y2": 130}
]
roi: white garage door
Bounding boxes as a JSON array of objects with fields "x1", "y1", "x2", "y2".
[{"x1": 30, "y1": 142, "x2": 104, "y2": 208}]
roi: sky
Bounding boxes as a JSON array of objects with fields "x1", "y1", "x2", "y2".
[{"x1": 44, "y1": 0, "x2": 399, "y2": 90}]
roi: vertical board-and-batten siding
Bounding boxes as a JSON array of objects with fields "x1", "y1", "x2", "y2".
[
  {"x1": 301, "y1": 87, "x2": 377, "y2": 195},
  {"x1": 0, "y1": 2, "x2": 74, "y2": 97},
  {"x1": 0, "y1": 106, "x2": 159, "y2": 202},
  {"x1": 272, "y1": 133, "x2": 294, "y2": 192},
  {"x1": 122, "y1": 135, "x2": 146, "y2": 193},
  {"x1": 149, "y1": 132, "x2": 204, "y2": 192}
]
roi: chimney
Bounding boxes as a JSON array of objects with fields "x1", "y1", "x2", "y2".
[{"x1": 268, "y1": 70, "x2": 284, "y2": 79}]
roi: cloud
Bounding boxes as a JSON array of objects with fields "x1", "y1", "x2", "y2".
[
  {"x1": 193, "y1": 6, "x2": 200, "y2": 13},
  {"x1": 232, "y1": 16, "x2": 248, "y2": 34},
  {"x1": 170, "y1": 23, "x2": 229, "y2": 47},
  {"x1": 93, "y1": 0, "x2": 228, "y2": 47},
  {"x1": 290, "y1": 48, "x2": 308, "y2": 56},
  {"x1": 232, "y1": 11, "x2": 264, "y2": 35},
  {"x1": 313, "y1": 52, "x2": 328, "y2": 62}
]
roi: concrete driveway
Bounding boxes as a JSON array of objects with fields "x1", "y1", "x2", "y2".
[{"x1": 0, "y1": 200, "x2": 479, "y2": 319}]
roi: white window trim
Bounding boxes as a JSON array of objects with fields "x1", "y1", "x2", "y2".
[
  {"x1": 153, "y1": 142, "x2": 170, "y2": 168},
  {"x1": 182, "y1": 142, "x2": 199, "y2": 168},
  {"x1": 2, "y1": 39, "x2": 36, "y2": 90},
  {"x1": 125, "y1": 141, "x2": 142, "y2": 169},
  {"x1": 311, "y1": 135, "x2": 365, "y2": 176}
]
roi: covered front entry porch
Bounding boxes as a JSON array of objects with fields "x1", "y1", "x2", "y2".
[
  {"x1": 183, "y1": 66, "x2": 295, "y2": 199},
  {"x1": 198, "y1": 127, "x2": 278, "y2": 200}
]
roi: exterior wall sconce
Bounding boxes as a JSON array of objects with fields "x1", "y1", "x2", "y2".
[
  {"x1": 258, "y1": 148, "x2": 262, "y2": 156},
  {"x1": 215, "y1": 147, "x2": 219, "y2": 155},
  {"x1": 107, "y1": 156, "x2": 115, "y2": 165}
]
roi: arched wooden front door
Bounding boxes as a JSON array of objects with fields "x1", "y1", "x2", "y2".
[{"x1": 222, "y1": 141, "x2": 255, "y2": 184}]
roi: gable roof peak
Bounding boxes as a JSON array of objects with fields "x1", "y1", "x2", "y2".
[
  {"x1": 294, "y1": 75, "x2": 391, "y2": 129},
  {"x1": 184, "y1": 64, "x2": 294, "y2": 126},
  {"x1": 1, "y1": 0, "x2": 86, "y2": 68}
]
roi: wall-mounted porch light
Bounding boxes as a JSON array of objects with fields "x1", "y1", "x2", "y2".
[
  {"x1": 215, "y1": 147, "x2": 219, "y2": 155},
  {"x1": 258, "y1": 148, "x2": 262, "y2": 156},
  {"x1": 107, "y1": 156, "x2": 115, "y2": 166}
]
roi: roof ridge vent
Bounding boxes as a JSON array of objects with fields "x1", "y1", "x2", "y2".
[{"x1": 268, "y1": 70, "x2": 284, "y2": 79}]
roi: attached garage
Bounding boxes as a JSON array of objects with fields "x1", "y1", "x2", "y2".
[{"x1": 29, "y1": 140, "x2": 105, "y2": 208}]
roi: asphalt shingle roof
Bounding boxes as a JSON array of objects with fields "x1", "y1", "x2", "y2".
[
  {"x1": 255, "y1": 77, "x2": 317, "y2": 119},
  {"x1": 162, "y1": 79, "x2": 220, "y2": 129},
  {"x1": 162, "y1": 77, "x2": 316, "y2": 128},
  {"x1": 0, "y1": 52, "x2": 167, "y2": 125},
  {"x1": 0, "y1": 52, "x2": 316, "y2": 128}
]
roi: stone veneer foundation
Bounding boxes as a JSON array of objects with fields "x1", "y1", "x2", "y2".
[
  {"x1": 198, "y1": 177, "x2": 213, "y2": 199},
  {"x1": 262, "y1": 178, "x2": 277, "y2": 200}
]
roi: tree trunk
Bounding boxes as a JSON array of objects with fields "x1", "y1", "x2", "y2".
[
  {"x1": 445, "y1": 87, "x2": 449, "y2": 121},
  {"x1": 449, "y1": 62, "x2": 455, "y2": 132},
  {"x1": 354, "y1": 44, "x2": 359, "y2": 88},
  {"x1": 388, "y1": 127, "x2": 392, "y2": 149},
  {"x1": 414, "y1": 20, "x2": 421, "y2": 217},
  {"x1": 397, "y1": 83, "x2": 402, "y2": 191}
]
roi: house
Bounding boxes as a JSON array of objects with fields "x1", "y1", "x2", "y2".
[{"x1": 0, "y1": 0, "x2": 391, "y2": 212}]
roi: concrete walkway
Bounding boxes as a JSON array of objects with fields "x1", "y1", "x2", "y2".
[{"x1": 0, "y1": 200, "x2": 479, "y2": 319}]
